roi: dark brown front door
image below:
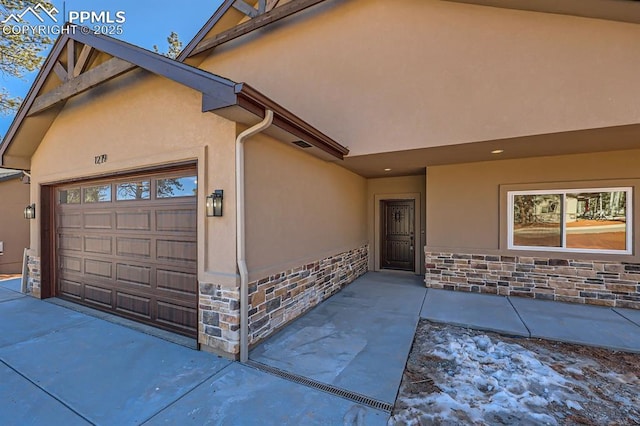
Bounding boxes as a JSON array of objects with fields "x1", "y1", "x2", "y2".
[
  {"x1": 54, "y1": 169, "x2": 198, "y2": 337},
  {"x1": 381, "y1": 200, "x2": 415, "y2": 271}
]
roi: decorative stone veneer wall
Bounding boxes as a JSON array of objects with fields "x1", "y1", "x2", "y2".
[
  {"x1": 198, "y1": 244, "x2": 369, "y2": 358},
  {"x1": 26, "y1": 255, "x2": 40, "y2": 298},
  {"x1": 248, "y1": 244, "x2": 369, "y2": 345},
  {"x1": 198, "y1": 284, "x2": 240, "y2": 356},
  {"x1": 425, "y1": 251, "x2": 640, "y2": 309}
]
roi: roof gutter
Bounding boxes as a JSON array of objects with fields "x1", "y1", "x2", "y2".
[
  {"x1": 234, "y1": 83, "x2": 348, "y2": 160},
  {"x1": 237, "y1": 109, "x2": 274, "y2": 363}
]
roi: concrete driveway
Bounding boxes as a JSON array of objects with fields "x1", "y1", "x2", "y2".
[{"x1": 0, "y1": 273, "x2": 427, "y2": 425}]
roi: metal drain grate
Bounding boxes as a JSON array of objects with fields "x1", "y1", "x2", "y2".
[{"x1": 244, "y1": 360, "x2": 394, "y2": 412}]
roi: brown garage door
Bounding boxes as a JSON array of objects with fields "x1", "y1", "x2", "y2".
[{"x1": 55, "y1": 169, "x2": 198, "y2": 337}]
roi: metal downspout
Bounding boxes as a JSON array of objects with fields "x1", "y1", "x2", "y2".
[{"x1": 237, "y1": 110, "x2": 274, "y2": 363}]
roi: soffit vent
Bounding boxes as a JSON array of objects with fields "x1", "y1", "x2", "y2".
[{"x1": 292, "y1": 140, "x2": 312, "y2": 148}]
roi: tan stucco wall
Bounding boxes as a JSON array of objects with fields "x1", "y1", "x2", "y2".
[
  {"x1": 366, "y1": 175, "x2": 426, "y2": 274},
  {"x1": 30, "y1": 70, "x2": 239, "y2": 286},
  {"x1": 196, "y1": 0, "x2": 640, "y2": 157},
  {"x1": 244, "y1": 131, "x2": 367, "y2": 280},
  {"x1": 0, "y1": 177, "x2": 30, "y2": 274},
  {"x1": 426, "y1": 149, "x2": 640, "y2": 262}
]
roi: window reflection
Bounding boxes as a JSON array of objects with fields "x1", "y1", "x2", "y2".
[
  {"x1": 565, "y1": 191, "x2": 626, "y2": 250},
  {"x1": 156, "y1": 176, "x2": 197, "y2": 198},
  {"x1": 116, "y1": 181, "x2": 150, "y2": 201},
  {"x1": 512, "y1": 194, "x2": 562, "y2": 247},
  {"x1": 59, "y1": 188, "x2": 81, "y2": 204},
  {"x1": 84, "y1": 185, "x2": 111, "y2": 203}
]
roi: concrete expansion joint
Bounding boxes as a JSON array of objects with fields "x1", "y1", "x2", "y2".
[
  {"x1": 139, "y1": 362, "x2": 235, "y2": 425},
  {"x1": 0, "y1": 358, "x2": 94, "y2": 425},
  {"x1": 507, "y1": 296, "x2": 532, "y2": 338},
  {"x1": 611, "y1": 307, "x2": 640, "y2": 327}
]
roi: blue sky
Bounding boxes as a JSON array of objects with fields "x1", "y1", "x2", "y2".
[{"x1": 0, "y1": 0, "x2": 223, "y2": 136}]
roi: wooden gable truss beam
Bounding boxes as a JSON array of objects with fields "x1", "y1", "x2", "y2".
[
  {"x1": 232, "y1": 0, "x2": 266, "y2": 18},
  {"x1": 74, "y1": 44, "x2": 95, "y2": 77},
  {"x1": 190, "y1": 0, "x2": 326, "y2": 57},
  {"x1": 51, "y1": 42, "x2": 94, "y2": 83},
  {"x1": 266, "y1": 0, "x2": 280, "y2": 12},
  {"x1": 53, "y1": 62, "x2": 68, "y2": 82},
  {"x1": 28, "y1": 57, "x2": 135, "y2": 116},
  {"x1": 66, "y1": 39, "x2": 75, "y2": 80}
]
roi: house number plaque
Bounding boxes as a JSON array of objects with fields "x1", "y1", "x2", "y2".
[{"x1": 95, "y1": 154, "x2": 108, "y2": 165}]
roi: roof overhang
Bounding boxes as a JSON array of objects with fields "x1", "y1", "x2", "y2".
[
  {"x1": 0, "y1": 25, "x2": 347, "y2": 169},
  {"x1": 342, "y1": 123, "x2": 640, "y2": 178},
  {"x1": 443, "y1": 0, "x2": 640, "y2": 25},
  {"x1": 209, "y1": 83, "x2": 348, "y2": 161},
  {"x1": 0, "y1": 168, "x2": 23, "y2": 183},
  {"x1": 178, "y1": 0, "x2": 329, "y2": 62}
]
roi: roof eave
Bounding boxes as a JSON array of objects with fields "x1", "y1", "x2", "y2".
[
  {"x1": 1, "y1": 25, "x2": 347, "y2": 169},
  {"x1": 0, "y1": 27, "x2": 241, "y2": 169},
  {"x1": 233, "y1": 83, "x2": 348, "y2": 160},
  {"x1": 177, "y1": 0, "x2": 236, "y2": 62},
  {"x1": 180, "y1": 0, "x2": 329, "y2": 61},
  {"x1": 0, "y1": 34, "x2": 70, "y2": 168}
]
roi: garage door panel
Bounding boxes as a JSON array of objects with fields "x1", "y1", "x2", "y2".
[
  {"x1": 84, "y1": 284, "x2": 113, "y2": 307},
  {"x1": 116, "y1": 211, "x2": 151, "y2": 231},
  {"x1": 56, "y1": 169, "x2": 197, "y2": 338},
  {"x1": 156, "y1": 240, "x2": 196, "y2": 264},
  {"x1": 60, "y1": 279, "x2": 82, "y2": 299},
  {"x1": 157, "y1": 269, "x2": 197, "y2": 296},
  {"x1": 58, "y1": 212, "x2": 82, "y2": 229},
  {"x1": 156, "y1": 209, "x2": 197, "y2": 232},
  {"x1": 60, "y1": 256, "x2": 82, "y2": 273},
  {"x1": 116, "y1": 263, "x2": 151, "y2": 287},
  {"x1": 84, "y1": 236, "x2": 113, "y2": 255},
  {"x1": 116, "y1": 292, "x2": 151, "y2": 318},
  {"x1": 59, "y1": 234, "x2": 82, "y2": 251},
  {"x1": 84, "y1": 212, "x2": 113, "y2": 229},
  {"x1": 157, "y1": 301, "x2": 197, "y2": 331},
  {"x1": 84, "y1": 259, "x2": 113, "y2": 279},
  {"x1": 116, "y1": 237, "x2": 152, "y2": 258}
]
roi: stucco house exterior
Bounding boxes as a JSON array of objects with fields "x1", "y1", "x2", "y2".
[
  {"x1": 1, "y1": 0, "x2": 639, "y2": 360},
  {"x1": 0, "y1": 169, "x2": 30, "y2": 274}
]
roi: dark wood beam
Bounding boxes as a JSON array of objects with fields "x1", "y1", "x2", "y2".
[
  {"x1": 189, "y1": 0, "x2": 327, "y2": 57},
  {"x1": 53, "y1": 62, "x2": 68, "y2": 82},
  {"x1": 266, "y1": 0, "x2": 280, "y2": 12},
  {"x1": 73, "y1": 45, "x2": 94, "y2": 77},
  {"x1": 28, "y1": 57, "x2": 135, "y2": 116},
  {"x1": 232, "y1": 0, "x2": 259, "y2": 18},
  {"x1": 66, "y1": 39, "x2": 75, "y2": 80}
]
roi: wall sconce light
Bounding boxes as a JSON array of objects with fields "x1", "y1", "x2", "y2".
[
  {"x1": 24, "y1": 203, "x2": 36, "y2": 220},
  {"x1": 206, "y1": 190, "x2": 223, "y2": 217}
]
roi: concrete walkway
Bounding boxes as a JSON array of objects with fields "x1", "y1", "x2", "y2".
[
  {"x1": 155, "y1": 272, "x2": 426, "y2": 423},
  {"x1": 421, "y1": 288, "x2": 640, "y2": 353},
  {"x1": 3, "y1": 271, "x2": 639, "y2": 425},
  {"x1": 249, "y1": 272, "x2": 426, "y2": 405},
  {"x1": 0, "y1": 273, "x2": 426, "y2": 425}
]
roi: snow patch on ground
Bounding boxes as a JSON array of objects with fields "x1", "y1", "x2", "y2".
[{"x1": 391, "y1": 329, "x2": 583, "y2": 425}]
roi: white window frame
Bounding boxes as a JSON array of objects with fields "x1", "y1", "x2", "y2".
[{"x1": 507, "y1": 187, "x2": 633, "y2": 255}]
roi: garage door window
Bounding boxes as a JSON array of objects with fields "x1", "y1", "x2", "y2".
[
  {"x1": 116, "y1": 181, "x2": 150, "y2": 201},
  {"x1": 59, "y1": 188, "x2": 81, "y2": 204},
  {"x1": 156, "y1": 176, "x2": 197, "y2": 198},
  {"x1": 84, "y1": 184, "x2": 112, "y2": 203}
]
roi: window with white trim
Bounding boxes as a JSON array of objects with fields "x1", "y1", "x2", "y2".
[{"x1": 508, "y1": 188, "x2": 632, "y2": 254}]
